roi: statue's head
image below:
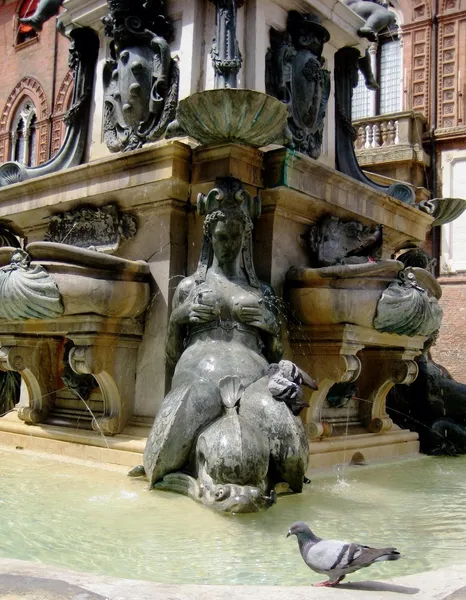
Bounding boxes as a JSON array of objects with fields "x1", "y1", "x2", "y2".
[
  {"x1": 196, "y1": 178, "x2": 261, "y2": 287},
  {"x1": 204, "y1": 207, "x2": 252, "y2": 265},
  {"x1": 10, "y1": 249, "x2": 30, "y2": 270},
  {"x1": 287, "y1": 11, "x2": 330, "y2": 55}
]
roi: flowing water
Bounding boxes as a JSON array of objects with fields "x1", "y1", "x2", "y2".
[{"x1": 0, "y1": 448, "x2": 465, "y2": 586}]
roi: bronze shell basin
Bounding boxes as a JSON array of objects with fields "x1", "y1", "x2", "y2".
[
  {"x1": 172, "y1": 89, "x2": 289, "y2": 147},
  {"x1": 286, "y1": 260, "x2": 442, "y2": 328},
  {"x1": 0, "y1": 242, "x2": 150, "y2": 319}
]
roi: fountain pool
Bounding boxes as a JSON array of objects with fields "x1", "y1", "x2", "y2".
[{"x1": 1, "y1": 448, "x2": 465, "y2": 586}]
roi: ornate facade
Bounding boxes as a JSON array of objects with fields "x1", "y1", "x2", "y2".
[
  {"x1": 351, "y1": 0, "x2": 466, "y2": 383},
  {"x1": 0, "y1": 1, "x2": 70, "y2": 166}
]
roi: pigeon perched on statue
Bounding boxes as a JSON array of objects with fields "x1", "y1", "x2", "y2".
[
  {"x1": 345, "y1": 224, "x2": 383, "y2": 260},
  {"x1": 268, "y1": 361, "x2": 318, "y2": 415},
  {"x1": 287, "y1": 521, "x2": 401, "y2": 587}
]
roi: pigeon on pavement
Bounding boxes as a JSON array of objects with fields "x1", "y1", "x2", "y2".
[{"x1": 287, "y1": 521, "x2": 401, "y2": 587}]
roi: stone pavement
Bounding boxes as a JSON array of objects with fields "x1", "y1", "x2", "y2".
[{"x1": 0, "y1": 559, "x2": 465, "y2": 600}]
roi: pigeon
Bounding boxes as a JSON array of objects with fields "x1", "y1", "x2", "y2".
[
  {"x1": 345, "y1": 224, "x2": 383, "y2": 258},
  {"x1": 268, "y1": 361, "x2": 318, "y2": 415},
  {"x1": 287, "y1": 521, "x2": 401, "y2": 587}
]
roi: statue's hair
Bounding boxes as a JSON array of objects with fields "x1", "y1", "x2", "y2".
[{"x1": 203, "y1": 208, "x2": 253, "y2": 240}]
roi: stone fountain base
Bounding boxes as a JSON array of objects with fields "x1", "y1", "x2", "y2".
[{"x1": 0, "y1": 140, "x2": 436, "y2": 472}]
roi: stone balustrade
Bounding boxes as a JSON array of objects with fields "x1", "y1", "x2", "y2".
[
  {"x1": 353, "y1": 111, "x2": 430, "y2": 188},
  {"x1": 354, "y1": 110, "x2": 426, "y2": 151}
]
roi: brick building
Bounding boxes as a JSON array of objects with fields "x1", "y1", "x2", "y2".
[
  {"x1": 0, "y1": 0, "x2": 71, "y2": 169},
  {"x1": 352, "y1": 0, "x2": 466, "y2": 383}
]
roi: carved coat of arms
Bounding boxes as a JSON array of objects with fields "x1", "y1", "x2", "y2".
[{"x1": 266, "y1": 11, "x2": 331, "y2": 159}]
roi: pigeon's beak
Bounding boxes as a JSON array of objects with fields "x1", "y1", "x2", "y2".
[
  {"x1": 299, "y1": 368, "x2": 318, "y2": 391},
  {"x1": 286, "y1": 529, "x2": 292, "y2": 538}
]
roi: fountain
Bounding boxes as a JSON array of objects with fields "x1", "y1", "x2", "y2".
[
  {"x1": 0, "y1": 0, "x2": 465, "y2": 593},
  {"x1": 0, "y1": 0, "x2": 464, "y2": 526}
]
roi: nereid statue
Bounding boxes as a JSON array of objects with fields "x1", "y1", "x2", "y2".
[
  {"x1": 142, "y1": 178, "x2": 314, "y2": 513},
  {"x1": 266, "y1": 11, "x2": 331, "y2": 159}
]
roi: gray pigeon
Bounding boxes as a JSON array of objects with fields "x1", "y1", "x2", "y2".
[
  {"x1": 268, "y1": 360, "x2": 318, "y2": 415},
  {"x1": 287, "y1": 521, "x2": 401, "y2": 587}
]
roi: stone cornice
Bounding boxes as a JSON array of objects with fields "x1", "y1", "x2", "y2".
[
  {"x1": 262, "y1": 148, "x2": 433, "y2": 247},
  {"x1": 435, "y1": 126, "x2": 466, "y2": 141},
  {"x1": 355, "y1": 145, "x2": 430, "y2": 167},
  {"x1": 0, "y1": 140, "x2": 192, "y2": 232},
  {"x1": 401, "y1": 20, "x2": 432, "y2": 33}
]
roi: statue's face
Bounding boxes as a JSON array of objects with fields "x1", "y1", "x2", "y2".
[
  {"x1": 211, "y1": 219, "x2": 244, "y2": 264},
  {"x1": 298, "y1": 31, "x2": 323, "y2": 56}
]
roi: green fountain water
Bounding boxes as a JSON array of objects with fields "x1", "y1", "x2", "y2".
[{"x1": 1, "y1": 448, "x2": 465, "y2": 585}]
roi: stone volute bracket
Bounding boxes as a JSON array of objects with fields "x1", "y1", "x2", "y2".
[
  {"x1": 289, "y1": 324, "x2": 425, "y2": 440},
  {"x1": 68, "y1": 334, "x2": 141, "y2": 436},
  {"x1": 290, "y1": 330, "x2": 363, "y2": 440},
  {"x1": 0, "y1": 338, "x2": 62, "y2": 425},
  {"x1": 357, "y1": 350, "x2": 419, "y2": 433}
]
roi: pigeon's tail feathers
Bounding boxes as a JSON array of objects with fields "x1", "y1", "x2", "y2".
[
  {"x1": 373, "y1": 549, "x2": 402, "y2": 562},
  {"x1": 218, "y1": 375, "x2": 244, "y2": 409},
  {"x1": 349, "y1": 545, "x2": 401, "y2": 569}
]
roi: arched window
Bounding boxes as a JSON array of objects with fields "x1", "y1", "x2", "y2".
[
  {"x1": 16, "y1": 0, "x2": 40, "y2": 46},
  {"x1": 10, "y1": 98, "x2": 37, "y2": 167}
]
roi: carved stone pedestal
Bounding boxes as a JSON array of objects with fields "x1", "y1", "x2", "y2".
[
  {"x1": 0, "y1": 317, "x2": 144, "y2": 436},
  {"x1": 358, "y1": 349, "x2": 419, "y2": 434},
  {"x1": 290, "y1": 324, "x2": 425, "y2": 440},
  {"x1": 68, "y1": 329, "x2": 141, "y2": 435},
  {"x1": 0, "y1": 337, "x2": 62, "y2": 424}
]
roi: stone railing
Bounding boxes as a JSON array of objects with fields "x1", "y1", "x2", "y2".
[
  {"x1": 352, "y1": 111, "x2": 430, "y2": 187},
  {"x1": 353, "y1": 111, "x2": 426, "y2": 150}
]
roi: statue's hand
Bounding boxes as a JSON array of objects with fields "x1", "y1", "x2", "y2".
[
  {"x1": 234, "y1": 298, "x2": 265, "y2": 327},
  {"x1": 188, "y1": 290, "x2": 220, "y2": 324}
]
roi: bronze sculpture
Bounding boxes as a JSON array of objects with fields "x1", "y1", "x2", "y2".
[
  {"x1": 266, "y1": 11, "x2": 331, "y2": 159},
  {"x1": 102, "y1": 0, "x2": 179, "y2": 152},
  {"x1": 19, "y1": 0, "x2": 64, "y2": 32},
  {"x1": 342, "y1": 0, "x2": 396, "y2": 42},
  {"x1": 143, "y1": 178, "x2": 313, "y2": 513},
  {"x1": 388, "y1": 334, "x2": 466, "y2": 456}
]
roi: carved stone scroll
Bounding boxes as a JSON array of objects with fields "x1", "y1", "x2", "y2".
[
  {"x1": 0, "y1": 339, "x2": 62, "y2": 424},
  {"x1": 290, "y1": 329, "x2": 363, "y2": 440},
  {"x1": 68, "y1": 334, "x2": 141, "y2": 435},
  {"x1": 358, "y1": 350, "x2": 419, "y2": 433},
  {"x1": 43, "y1": 204, "x2": 138, "y2": 252}
]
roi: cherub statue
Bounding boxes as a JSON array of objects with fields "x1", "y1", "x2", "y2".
[
  {"x1": 342, "y1": 0, "x2": 396, "y2": 42},
  {"x1": 19, "y1": 0, "x2": 64, "y2": 32}
]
